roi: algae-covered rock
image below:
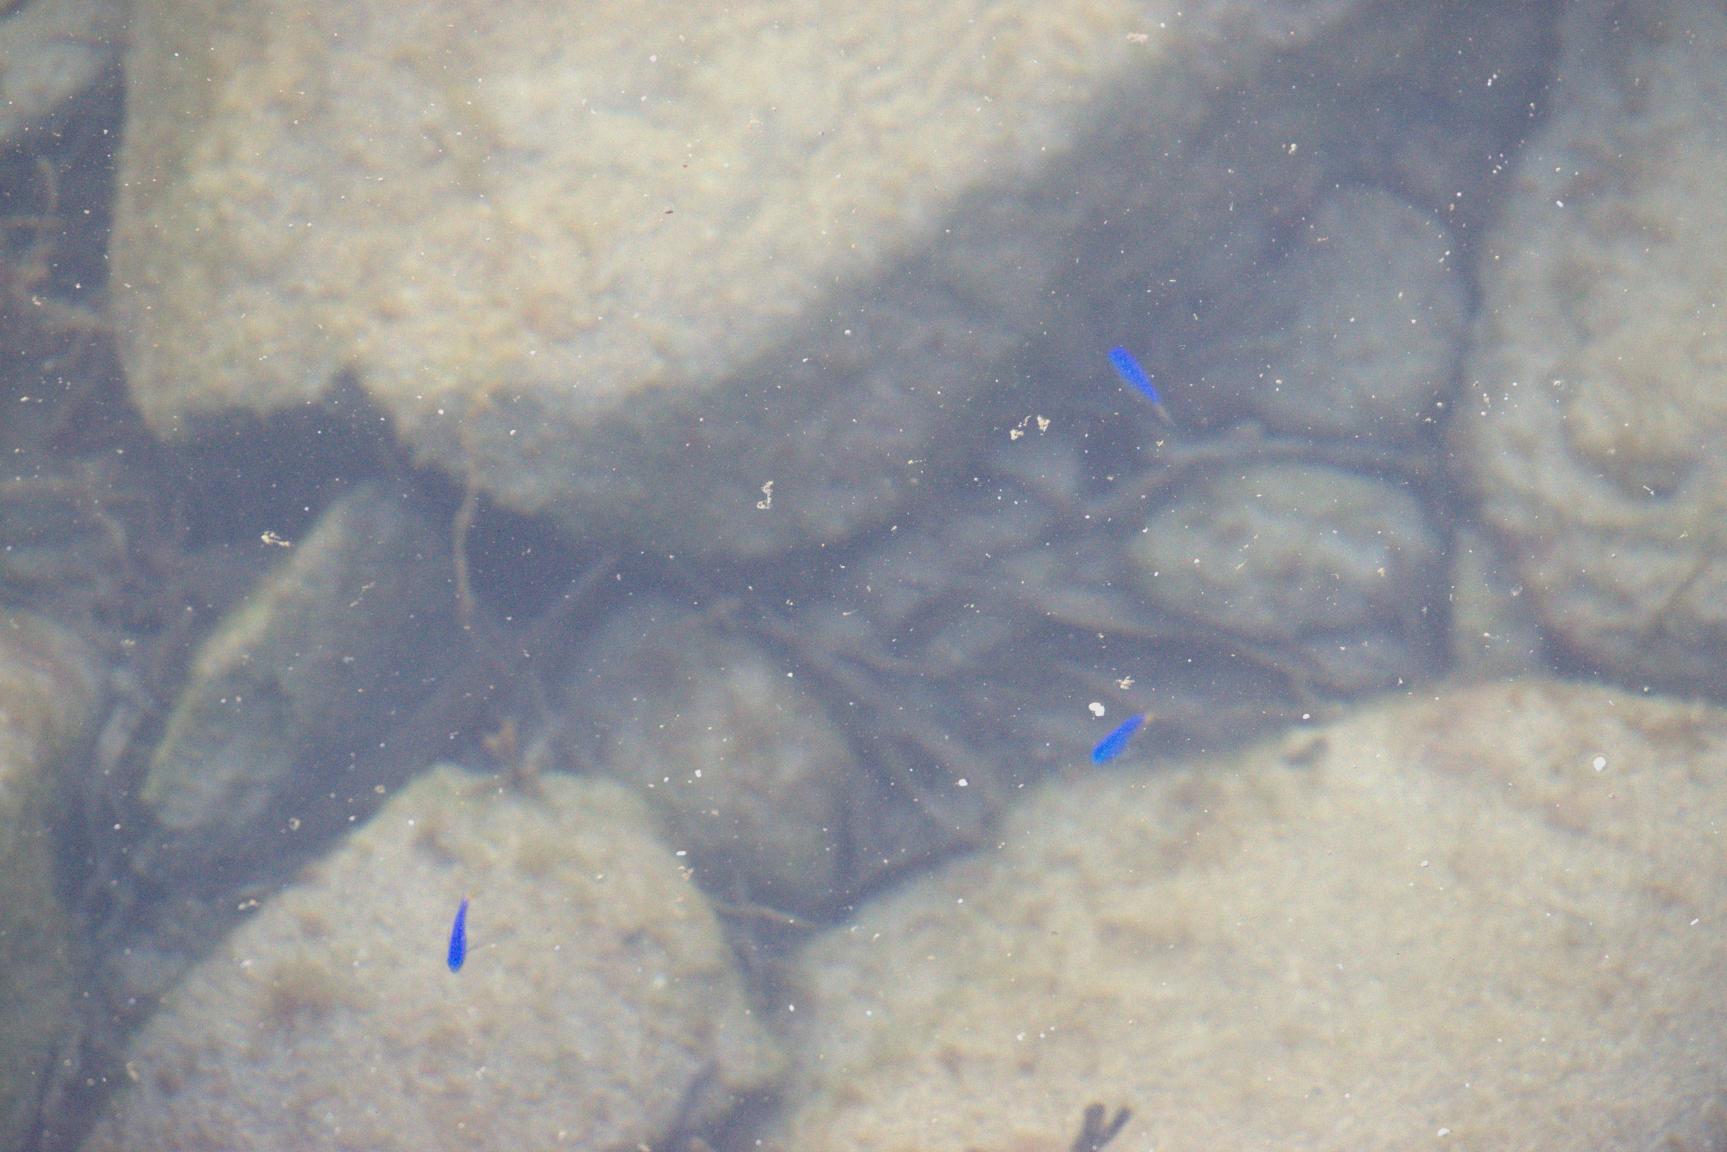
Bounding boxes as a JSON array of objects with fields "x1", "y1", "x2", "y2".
[
  {"x1": 140, "y1": 485, "x2": 460, "y2": 872},
  {"x1": 0, "y1": 612, "x2": 101, "y2": 1149},
  {"x1": 82, "y1": 766, "x2": 783, "y2": 1152},
  {"x1": 773, "y1": 679, "x2": 1727, "y2": 1150}
]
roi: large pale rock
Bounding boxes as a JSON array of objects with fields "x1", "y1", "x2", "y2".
[
  {"x1": 774, "y1": 680, "x2": 1727, "y2": 1151},
  {"x1": 82, "y1": 766, "x2": 783, "y2": 1152},
  {"x1": 113, "y1": 0, "x2": 1384, "y2": 556},
  {"x1": 1453, "y1": 0, "x2": 1727, "y2": 688}
]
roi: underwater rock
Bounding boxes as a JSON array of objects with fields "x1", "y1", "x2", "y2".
[
  {"x1": 111, "y1": 0, "x2": 1382, "y2": 557},
  {"x1": 0, "y1": 612, "x2": 101, "y2": 1149},
  {"x1": 80, "y1": 765, "x2": 783, "y2": 1152},
  {"x1": 1190, "y1": 185, "x2": 1467, "y2": 442},
  {"x1": 0, "y1": 0, "x2": 123, "y2": 147},
  {"x1": 1026, "y1": 0, "x2": 1551, "y2": 436},
  {"x1": 561, "y1": 600, "x2": 853, "y2": 917},
  {"x1": 1453, "y1": 0, "x2": 1727, "y2": 690},
  {"x1": 1128, "y1": 462, "x2": 1443, "y2": 692},
  {"x1": 139, "y1": 485, "x2": 461, "y2": 875},
  {"x1": 773, "y1": 679, "x2": 1727, "y2": 1151}
]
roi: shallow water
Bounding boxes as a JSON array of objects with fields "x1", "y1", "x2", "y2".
[{"x1": 9, "y1": 1, "x2": 1727, "y2": 1148}]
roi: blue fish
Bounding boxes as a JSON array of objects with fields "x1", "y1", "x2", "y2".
[
  {"x1": 1107, "y1": 346, "x2": 1171, "y2": 425},
  {"x1": 447, "y1": 897, "x2": 468, "y2": 973},
  {"x1": 1091, "y1": 713, "x2": 1146, "y2": 764}
]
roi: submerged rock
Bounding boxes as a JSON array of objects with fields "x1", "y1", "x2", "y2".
[
  {"x1": 112, "y1": 0, "x2": 1385, "y2": 556},
  {"x1": 139, "y1": 485, "x2": 461, "y2": 875},
  {"x1": 1454, "y1": 0, "x2": 1727, "y2": 690},
  {"x1": 81, "y1": 766, "x2": 783, "y2": 1152},
  {"x1": 774, "y1": 679, "x2": 1727, "y2": 1150},
  {"x1": 561, "y1": 601, "x2": 853, "y2": 917},
  {"x1": 1128, "y1": 462, "x2": 1444, "y2": 691},
  {"x1": 1190, "y1": 185, "x2": 1468, "y2": 442},
  {"x1": 0, "y1": 612, "x2": 101, "y2": 1149},
  {"x1": 0, "y1": 0, "x2": 123, "y2": 148}
]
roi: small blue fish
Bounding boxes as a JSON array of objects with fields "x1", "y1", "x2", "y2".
[
  {"x1": 1091, "y1": 713, "x2": 1146, "y2": 764},
  {"x1": 1107, "y1": 346, "x2": 1171, "y2": 425},
  {"x1": 447, "y1": 897, "x2": 468, "y2": 973}
]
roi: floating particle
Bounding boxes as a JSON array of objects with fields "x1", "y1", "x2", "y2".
[
  {"x1": 447, "y1": 897, "x2": 469, "y2": 973},
  {"x1": 1107, "y1": 346, "x2": 1171, "y2": 425},
  {"x1": 1091, "y1": 713, "x2": 1146, "y2": 764}
]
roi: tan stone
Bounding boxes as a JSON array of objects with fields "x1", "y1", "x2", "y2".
[
  {"x1": 82, "y1": 767, "x2": 783, "y2": 1152},
  {"x1": 112, "y1": 0, "x2": 1378, "y2": 555},
  {"x1": 1453, "y1": 0, "x2": 1727, "y2": 687},
  {"x1": 775, "y1": 680, "x2": 1727, "y2": 1150}
]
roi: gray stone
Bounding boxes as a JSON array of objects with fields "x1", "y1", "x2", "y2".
[
  {"x1": 1193, "y1": 185, "x2": 1467, "y2": 442},
  {"x1": 0, "y1": 612, "x2": 100, "y2": 1149},
  {"x1": 140, "y1": 485, "x2": 460, "y2": 872},
  {"x1": 561, "y1": 601, "x2": 852, "y2": 917},
  {"x1": 0, "y1": 0, "x2": 123, "y2": 148},
  {"x1": 1129, "y1": 462, "x2": 1443, "y2": 691}
]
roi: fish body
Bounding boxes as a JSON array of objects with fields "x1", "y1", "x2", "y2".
[
  {"x1": 1091, "y1": 713, "x2": 1146, "y2": 764},
  {"x1": 1107, "y1": 346, "x2": 1171, "y2": 425},
  {"x1": 447, "y1": 897, "x2": 469, "y2": 973}
]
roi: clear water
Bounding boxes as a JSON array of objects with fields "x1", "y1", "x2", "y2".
[{"x1": 8, "y1": 2, "x2": 1719, "y2": 1148}]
